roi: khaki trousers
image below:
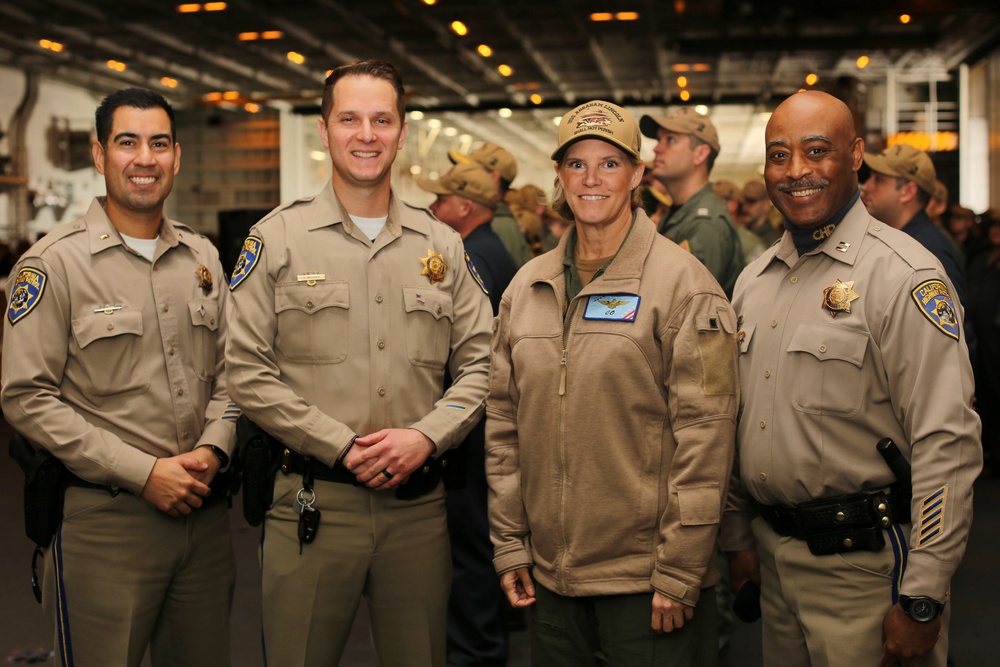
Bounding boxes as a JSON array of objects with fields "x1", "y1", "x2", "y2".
[
  {"x1": 44, "y1": 487, "x2": 235, "y2": 667},
  {"x1": 261, "y1": 473, "x2": 450, "y2": 667},
  {"x1": 752, "y1": 516, "x2": 950, "y2": 667}
]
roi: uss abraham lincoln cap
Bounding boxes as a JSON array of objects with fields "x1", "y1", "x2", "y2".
[
  {"x1": 639, "y1": 107, "x2": 720, "y2": 153},
  {"x1": 862, "y1": 144, "x2": 937, "y2": 197},
  {"x1": 449, "y1": 142, "x2": 518, "y2": 182},
  {"x1": 551, "y1": 100, "x2": 642, "y2": 162},
  {"x1": 415, "y1": 162, "x2": 500, "y2": 210}
]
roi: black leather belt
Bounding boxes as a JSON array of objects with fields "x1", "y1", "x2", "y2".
[
  {"x1": 280, "y1": 447, "x2": 363, "y2": 486},
  {"x1": 760, "y1": 490, "x2": 910, "y2": 556}
]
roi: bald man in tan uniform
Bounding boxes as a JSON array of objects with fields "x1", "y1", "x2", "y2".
[{"x1": 721, "y1": 91, "x2": 981, "y2": 667}]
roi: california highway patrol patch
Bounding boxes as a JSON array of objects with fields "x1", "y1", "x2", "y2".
[
  {"x1": 229, "y1": 236, "x2": 262, "y2": 290},
  {"x1": 911, "y1": 279, "x2": 959, "y2": 340},
  {"x1": 7, "y1": 267, "x2": 47, "y2": 325},
  {"x1": 465, "y1": 253, "x2": 488, "y2": 295}
]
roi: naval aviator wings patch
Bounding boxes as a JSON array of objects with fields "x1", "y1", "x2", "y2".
[
  {"x1": 911, "y1": 279, "x2": 959, "y2": 340},
  {"x1": 229, "y1": 236, "x2": 263, "y2": 290},
  {"x1": 7, "y1": 267, "x2": 47, "y2": 325}
]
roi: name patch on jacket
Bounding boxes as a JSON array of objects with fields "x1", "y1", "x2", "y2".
[
  {"x1": 911, "y1": 279, "x2": 959, "y2": 340},
  {"x1": 583, "y1": 294, "x2": 639, "y2": 322},
  {"x1": 229, "y1": 236, "x2": 263, "y2": 290},
  {"x1": 7, "y1": 267, "x2": 47, "y2": 325}
]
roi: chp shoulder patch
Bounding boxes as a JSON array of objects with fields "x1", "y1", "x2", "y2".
[
  {"x1": 911, "y1": 279, "x2": 959, "y2": 340},
  {"x1": 465, "y1": 252, "x2": 488, "y2": 295},
  {"x1": 7, "y1": 267, "x2": 47, "y2": 325},
  {"x1": 229, "y1": 236, "x2": 263, "y2": 290}
]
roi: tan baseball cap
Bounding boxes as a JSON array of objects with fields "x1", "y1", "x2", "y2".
[
  {"x1": 415, "y1": 162, "x2": 500, "y2": 210},
  {"x1": 712, "y1": 180, "x2": 742, "y2": 203},
  {"x1": 551, "y1": 100, "x2": 641, "y2": 162},
  {"x1": 449, "y1": 142, "x2": 517, "y2": 182},
  {"x1": 863, "y1": 144, "x2": 937, "y2": 196},
  {"x1": 505, "y1": 184, "x2": 546, "y2": 209},
  {"x1": 742, "y1": 180, "x2": 768, "y2": 203},
  {"x1": 640, "y1": 107, "x2": 720, "y2": 152}
]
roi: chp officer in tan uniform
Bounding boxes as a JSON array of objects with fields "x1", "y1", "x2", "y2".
[
  {"x1": 722, "y1": 91, "x2": 981, "y2": 667},
  {"x1": 1, "y1": 88, "x2": 237, "y2": 667},
  {"x1": 225, "y1": 60, "x2": 492, "y2": 667}
]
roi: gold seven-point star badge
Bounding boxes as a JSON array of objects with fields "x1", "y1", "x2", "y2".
[
  {"x1": 421, "y1": 249, "x2": 448, "y2": 284},
  {"x1": 822, "y1": 279, "x2": 859, "y2": 317}
]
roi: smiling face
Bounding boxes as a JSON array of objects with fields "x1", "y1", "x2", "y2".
[
  {"x1": 556, "y1": 138, "x2": 642, "y2": 229},
  {"x1": 318, "y1": 74, "x2": 407, "y2": 192},
  {"x1": 92, "y1": 105, "x2": 180, "y2": 222},
  {"x1": 764, "y1": 92, "x2": 864, "y2": 229}
]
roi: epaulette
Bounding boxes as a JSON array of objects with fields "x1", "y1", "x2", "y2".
[
  {"x1": 256, "y1": 196, "x2": 316, "y2": 227},
  {"x1": 22, "y1": 220, "x2": 87, "y2": 257},
  {"x1": 403, "y1": 200, "x2": 437, "y2": 221},
  {"x1": 867, "y1": 222, "x2": 938, "y2": 272}
]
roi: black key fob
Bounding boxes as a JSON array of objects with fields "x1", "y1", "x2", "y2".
[{"x1": 298, "y1": 506, "x2": 320, "y2": 545}]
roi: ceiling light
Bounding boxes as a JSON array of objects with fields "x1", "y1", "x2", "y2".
[
  {"x1": 615, "y1": 12, "x2": 639, "y2": 21},
  {"x1": 39, "y1": 39, "x2": 64, "y2": 52},
  {"x1": 497, "y1": 64, "x2": 512, "y2": 77},
  {"x1": 498, "y1": 108, "x2": 513, "y2": 118},
  {"x1": 530, "y1": 94, "x2": 542, "y2": 105},
  {"x1": 160, "y1": 77, "x2": 179, "y2": 88},
  {"x1": 261, "y1": 31, "x2": 283, "y2": 39},
  {"x1": 552, "y1": 116, "x2": 562, "y2": 126},
  {"x1": 177, "y1": 4, "x2": 200, "y2": 12},
  {"x1": 205, "y1": 92, "x2": 223, "y2": 102},
  {"x1": 443, "y1": 127, "x2": 458, "y2": 137},
  {"x1": 459, "y1": 134, "x2": 472, "y2": 143},
  {"x1": 287, "y1": 51, "x2": 305, "y2": 64},
  {"x1": 427, "y1": 118, "x2": 442, "y2": 129},
  {"x1": 899, "y1": 14, "x2": 911, "y2": 24},
  {"x1": 238, "y1": 32, "x2": 259, "y2": 41},
  {"x1": 695, "y1": 105, "x2": 708, "y2": 115},
  {"x1": 421, "y1": 0, "x2": 436, "y2": 5},
  {"x1": 450, "y1": 21, "x2": 468, "y2": 36},
  {"x1": 244, "y1": 102, "x2": 260, "y2": 113},
  {"x1": 106, "y1": 60, "x2": 126, "y2": 72},
  {"x1": 677, "y1": 76, "x2": 687, "y2": 88},
  {"x1": 409, "y1": 110, "x2": 425, "y2": 120},
  {"x1": 590, "y1": 13, "x2": 613, "y2": 21},
  {"x1": 477, "y1": 44, "x2": 492, "y2": 57},
  {"x1": 672, "y1": 64, "x2": 691, "y2": 72},
  {"x1": 310, "y1": 150, "x2": 327, "y2": 161},
  {"x1": 223, "y1": 91, "x2": 240, "y2": 100},
  {"x1": 856, "y1": 55, "x2": 870, "y2": 69},
  {"x1": 679, "y1": 90, "x2": 690, "y2": 101},
  {"x1": 805, "y1": 73, "x2": 818, "y2": 86},
  {"x1": 692, "y1": 63, "x2": 711, "y2": 72},
  {"x1": 204, "y1": 2, "x2": 227, "y2": 10},
  {"x1": 410, "y1": 165, "x2": 423, "y2": 175}
]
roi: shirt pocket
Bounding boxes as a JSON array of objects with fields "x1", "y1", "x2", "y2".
[
  {"x1": 188, "y1": 299, "x2": 219, "y2": 381},
  {"x1": 71, "y1": 309, "x2": 148, "y2": 397},
  {"x1": 786, "y1": 322, "x2": 868, "y2": 417},
  {"x1": 275, "y1": 280, "x2": 349, "y2": 363},
  {"x1": 402, "y1": 285, "x2": 453, "y2": 369}
]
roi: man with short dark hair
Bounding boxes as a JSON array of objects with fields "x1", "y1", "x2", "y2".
[
  {"x1": 2, "y1": 87, "x2": 236, "y2": 667},
  {"x1": 641, "y1": 108, "x2": 744, "y2": 297},
  {"x1": 226, "y1": 60, "x2": 492, "y2": 667},
  {"x1": 723, "y1": 91, "x2": 981, "y2": 667},
  {"x1": 740, "y1": 179, "x2": 782, "y2": 247}
]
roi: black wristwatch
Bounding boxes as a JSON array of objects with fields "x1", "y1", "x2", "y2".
[
  {"x1": 899, "y1": 595, "x2": 944, "y2": 622},
  {"x1": 206, "y1": 445, "x2": 229, "y2": 468}
]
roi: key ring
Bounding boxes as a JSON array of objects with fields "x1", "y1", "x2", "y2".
[{"x1": 296, "y1": 487, "x2": 316, "y2": 508}]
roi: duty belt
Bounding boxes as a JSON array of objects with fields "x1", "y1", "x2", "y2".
[
  {"x1": 759, "y1": 490, "x2": 910, "y2": 556},
  {"x1": 280, "y1": 448, "x2": 363, "y2": 486}
]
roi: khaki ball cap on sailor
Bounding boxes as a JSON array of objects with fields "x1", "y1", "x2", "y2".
[
  {"x1": 862, "y1": 144, "x2": 937, "y2": 196},
  {"x1": 415, "y1": 162, "x2": 500, "y2": 210},
  {"x1": 639, "y1": 107, "x2": 720, "y2": 153},
  {"x1": 448, "y1": 142, "x2": 518, "y2": 182}
]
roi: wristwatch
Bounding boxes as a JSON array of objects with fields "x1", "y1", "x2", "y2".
[
  {"x1": 898, "y1": 595, "x2": 944, "y2": 622},
  {"x1": 206, "y1": 445, "x2": 229, "y2": 468}
]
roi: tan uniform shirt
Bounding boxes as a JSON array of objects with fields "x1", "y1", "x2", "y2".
[
  {"x1": 722, "y1": 197, "x2": 981, "y2": 601},
  {"x1": 225, "y1": 182, "x2": 492, "y2": 466},
  {"x1": 1, "y1": 198, "x2": 236, "y2": 495}
]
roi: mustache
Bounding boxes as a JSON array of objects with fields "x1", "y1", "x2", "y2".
[{"x1": 776, "y1": 178, "x2": 829, "y2": 192}]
